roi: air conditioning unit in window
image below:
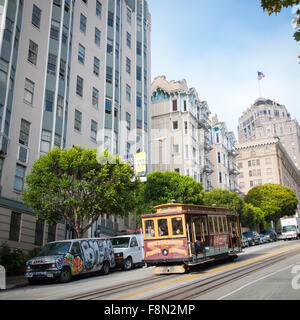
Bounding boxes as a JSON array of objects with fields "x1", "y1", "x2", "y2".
[{"x1": 18, "y1": 145, "x2": 29, "y2": 164}]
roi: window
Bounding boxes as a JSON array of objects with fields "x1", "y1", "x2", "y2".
[
  {"x1": 106, "y1": 66, "x2": 112, "y2": 83},
  {"x1": 183, "y1": 100, "x2": 187, "y2": 111},
  {"x1": 219, "y1": 217, "x2": 224, "y2": 233},
  {"x1": 136, "y1": 119, "x2": 142, "y2": 129},
  {"x1": 127, "y1": 7, "x2": 132, "y2": 24},
  {"x1": 219, "y1": 172, "x2": 222, "y2": 184},
  {"x1": 105, "y1": 99, "x2": 112, "y2": 114},
  {"x1": 76, "y1": 76, "x2": 83, "y2": 96},
  {"x1": 248, "y1": 160, "x2": 252, "y2": 167},
  {"x1": 14, "y1": 165, "x2": 25, "y2": 192},
  {"x1": 172, "y1": 100, "x2": 177, "y2": 111},
  {"x1": 126, "y1": 32, "x2": 131, "y2": 48},
  {"x1": 40, "y1": 130, "x2": 52, "y2": 154},
  {"x1": 173, "y1": 121, "x2": 178, "y2": 130},
  {"x1": 266, "y1": 168, "x2": 272, "y2": 175},
  {"x1": 115, "y1": 70, "x2": 119, "y2": 88},
  {"x1": 126, "y1": 84, "x2": 131, "y2": 101},
  {"x1": 32, "y1": 5, "x2": 41, "y2": 28},
  {"x1": 185, "y1": 145, "x2": 189, "y2": 158},
  {"x1": 208, "y1": 216, "x2": 214, "y2": 234},
  {"x1": 50, "y1": 19, "x2": 60, "y2": 40},
  {"x1": 54, "y1": 133, "x2": 61, "y2": 147},
  {"x1": 47, "y1": 224, "x2": 56, "y2": 242},
  {"x1": 34, "y1": 219, "x2": 45, "y2": 246},
  {"x1": 95, "y1": 27, "x2": 101, "y2": 46},
  {"x1": 92, "y1": 87, "x2": 99, "y2": 108},
  {"x1": 184, "y1": 121, "x2": 188, "y2": 134},
  {"x1": 173, "y1": 144, "x2": 179, "y2": 154},
  {"x1": 78, "y1": 44, "x2": 85, "y2": 64},
  {"x1": 108, "y1": 11, "x2": 114, "y2": 27},
  {"x1": 9, "y1": 212, "x2": 21, "y2": 241},
  {"x1": 218, "y1": 152, "x2": 221, "y2": 164},
  {"x1": 213, "y1": 217, "x2": 220, "y2": 233},
  {"x1": 171, "y1": 217, "x2": 183, "y2": 236},
  {"x1": 126, "y1": 112, "x2": 131, "y2": 130},
  {"x1": 136, "y1": 93, "x2": 142, "y2": 108},
  {"x1": 53, "y1": 0, "x2": 61, "y2": 7},
  {"x1": 145, "y1": 220, "x2": 155, "y2": 238},
  {"x1": 96, "y1": 1, "x2": 102, "y2": 17},
  {"x1": 93, "y1": 57, "x2": 100, "y2": 76},
  {"x1": 265, "y1": 158, "x2": 271, "y2": 165},
  {"x1": 126, "y1": 57, "x2": 131, "y2": 74},
  {"x1": 45, "y1": 90, "x2": 54, "y2": 112},
  {"x1": 47, "y1": 53, "x2": 57, "y2": 75},
  {"x1": 59, "y1": 59, "x2": 66, "y2": 79},
  {"x1": 90, "y1": 120, "x2": 98, "y2": 141},
  {"x1": 158, "y1": 219, "x2": 169, "y2": 237},
  {"x1": 80, "y1": 13, "x2": 87, "y2": 33},
  {"x1": 19, "y1": 119, "x2": 30, "y2": 146},
  {"x1": 62, "y1": 25, "x2": 69, "y2": 44},
  {"x1": 57, "y1": 95, "x2": 64, "y2": 117},
  {"x1": 136, "y1": 66, "x2": 142, "y2": 81},
  {"x1": 107, "y1": 38, "x2": 113, "y2": 54},
  {"x1": 3, "y1": 17, "x2": 13, "y2": 42},
  {"x1": 28, "y1": 40, "x2": 38, "y2": 65},
  {"x1": 137, "y1": 41, "x2": 142, "y2": 56},
  {"x1": 24, "y1": 78, "x2": 34, "y2": 104},
  {"x1": 216, "y1": 133, "x2": 220, "y2": 143},
  {"x1": 74, "y1": 109, "x2": 82, "y2": 132}
]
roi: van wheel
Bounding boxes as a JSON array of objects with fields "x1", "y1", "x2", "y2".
[
  {"x1": 60, "y1": 267, "x2": 72, "y2": 283},
  {"x1": 124, "y1": 257, "x2": 133, "y2": 271},
  {"x1": 101, "y1": 261, "x2": 110, "y2": 275}
]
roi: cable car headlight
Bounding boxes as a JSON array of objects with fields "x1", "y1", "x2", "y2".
[{"x1": 162, "y1": 249, "x2": 169, "y2": 256}]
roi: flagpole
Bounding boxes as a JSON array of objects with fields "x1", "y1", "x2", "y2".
[{"x1": 258, "y1": 78, "x2": 262, "y2": 97}]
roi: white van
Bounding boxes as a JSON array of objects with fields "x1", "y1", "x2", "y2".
[{"x1": 110, "y1": 234, "x2": 144, "y2": 270}]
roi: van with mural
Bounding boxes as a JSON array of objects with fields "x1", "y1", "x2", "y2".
[{"x1": 25, "y1": 238, "x2": 115, "y2": 284}]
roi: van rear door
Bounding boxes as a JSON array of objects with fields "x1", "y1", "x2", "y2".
[{"x1": 129, "y1": 236, "x2": 142, "y2": 264}]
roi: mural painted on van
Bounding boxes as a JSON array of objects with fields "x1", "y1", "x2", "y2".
[{"x1": 53, "y1": 239, "x2": 115, "y2": 275}]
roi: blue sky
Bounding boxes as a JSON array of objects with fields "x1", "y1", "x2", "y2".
[{"x1": 148, "y1": 0, "x2": 300, "y2": 136}]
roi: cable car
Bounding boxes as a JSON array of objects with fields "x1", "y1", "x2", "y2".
[{"x1": 141, "y1": 203, "x2": 242, "y2": 274}]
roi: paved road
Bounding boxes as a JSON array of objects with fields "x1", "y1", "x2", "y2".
[{"x1": 1, "y1": 240, "x2": 300, "y2": 300}]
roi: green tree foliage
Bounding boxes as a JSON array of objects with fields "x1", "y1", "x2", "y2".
[
  {"x1": 245, "y1": 184, "x2": 298, "y2": 227},
  {"x1": 137, "y1": 171, "x2": 204, "y2": 216},
  {"x1": 241, "y1": 203, "x2": 264, "y2": 228},
  {"x1": 202, "y1": 189, "x2": 244, "y2": 216},
  {"x1": 23, "y1": 146, "x2": 139, "y2": 238}
]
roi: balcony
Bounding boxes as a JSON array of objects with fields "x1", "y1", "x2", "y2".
[
  {"x1": 228, "y1": 146, "x2": 238, "y2": 157},
  {"x1": 198, "y1": 117, "x2": 211, "y2": 130},
  {"x1": 229, "y1": 164, "x2": 239, "y2": 176},
  {"x1": 203, "y1": 159, "x2": 214, "y2": 175},
  {"x1": 204, "y1": 136, "x2": 213, "y2": 151}
]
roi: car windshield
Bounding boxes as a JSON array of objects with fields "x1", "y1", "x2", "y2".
[
  {"x1": 244, "y1": 232, "x2": 253, "y2": 237},
  {"x1": 111, "y1": 237, "x2": 130, "y2": 248},
  {"x1": 37, "y1": 242, "x2": 71, "y2": 257},
  {"x1": 282, "y1": 225, "x2": 296, "y2": 232}
]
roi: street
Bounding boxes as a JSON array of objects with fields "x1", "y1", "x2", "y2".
[{"x1": 1, "y1": 240, "x2": 300, "y2": 300}]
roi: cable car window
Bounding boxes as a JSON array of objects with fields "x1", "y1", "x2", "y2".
[
  {"x1": 172, "y1": 217, "x2": 183, "y2": 236},
  {"x1": 158, "y1": 219, "x2": 169, "y2": 237},
  {"x1": 145, "y1": 220, "x2": 155, "y2": 238},
  {"x1": 208, "y1": 216, "x2": 214, "y2": 234},
  {"x1": 213, "y1": 217, "x2": 220, "y2": 234},
  {"x1": 219, "y1": 217, "x2": 224, "y2": 233},
  {"x1": 201, "y1": 217, "x2": 208, "y2": 236},
  {"x1": 223, "y1": 217, "x2": 228, "y2": 233}
]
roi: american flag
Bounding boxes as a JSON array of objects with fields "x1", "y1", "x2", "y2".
[{"x1": 258, "y1": 71, "x2": 265, "y2": 80}]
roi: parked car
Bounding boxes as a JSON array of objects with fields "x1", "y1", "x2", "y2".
[
  {"x1": 242, "y1": 235, "x2": 250, "y2": 248},
  {"x1": 261, "y1": 229, "x2": 278, "y2": 242},
  {"x1": 243, "y1": 231, "x2": 260, "y2": 246},
  {"x1": 259, "y1": 234, "x2": 269, "y2": 244},
  {"x1": 111, "y1": 234, "x2": 144, "y2": 271},
  {"x1": 25, "y1": 238, "x2": 115, "y2": 284}
]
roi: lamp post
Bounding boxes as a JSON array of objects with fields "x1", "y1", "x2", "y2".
[{"x1": 155, "y1": 137, "x2": 166, "y2": 172}]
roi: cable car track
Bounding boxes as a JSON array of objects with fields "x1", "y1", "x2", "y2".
[
  {"x1": 147, "y1": 248, "x2": 300, "y2": 300},
  {"x1": 65, "y1": 274, "x2": 178, "y2": 300}
]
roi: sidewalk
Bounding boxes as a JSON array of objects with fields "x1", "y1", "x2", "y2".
[{"x1": 4, "y1": 275, "x2": 28, "y2": 290}]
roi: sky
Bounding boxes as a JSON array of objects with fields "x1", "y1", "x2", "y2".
[{"x1": 148, "y1": 0, "x2": 300, "y2": 137}]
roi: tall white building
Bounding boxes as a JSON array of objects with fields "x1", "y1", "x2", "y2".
[{"x1": 0, "y1": 0, "x2": 151, "y2": 251}]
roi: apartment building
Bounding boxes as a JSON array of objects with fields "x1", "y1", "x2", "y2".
[
  {"x1": 236, "y1": 138, "x2": 300, "y2": 216},
  {"x1": 151, "y1": 76, "x2": 213, "y2": 191},
  {"x1": 238, "y1": 97, "x2": 300, "y2": 169},
  {"x1": 0, "y1": 0, "x2": 151, "y2": 251},
  {"x1": 209, "y1": 115, "x2": 239, "y2": 192}
]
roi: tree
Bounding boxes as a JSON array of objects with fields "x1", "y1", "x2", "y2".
[
  {"x1": 260, "y1": 0, "x2": 300, "y2": 55},
  {"x1": 23, "y1": 146, "x2": 139, "y2": 238},
  {"x1": 240, "y1": 203, "x2": 264, "y2": 229},
  {"x1": 203, "y1": 189, "x2": 244, "y2": 216},
  {"x1": 136, "y1": 171, "x2": 205, "y2": 216},
  {"x1": 244, "y1": 184, "x2": 298, "y2": 230}
]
